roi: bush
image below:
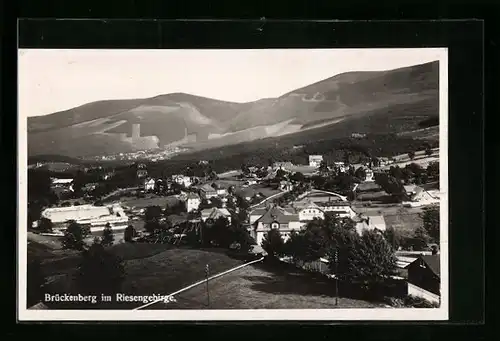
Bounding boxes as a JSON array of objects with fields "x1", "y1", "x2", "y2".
[
  {"x1": 124, "y1": 225, "x2": 137, "y2": 243},
  {"x1": 101, "y1": 223, "x2": 114, "y2": 247},
  {"x1": 75, "y1": 242, "x2": 126, "y2": 299},
  {"x1": 61, "y1": 221, "x2": 89, "y2": 251}
]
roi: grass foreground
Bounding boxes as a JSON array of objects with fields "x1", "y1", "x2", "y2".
[
  {"x1": 29, "y1": 242, "x2": 382, "y2": 310},
  {"x1": 148, "y1": 262, "x2": 383, "y2": 310}
]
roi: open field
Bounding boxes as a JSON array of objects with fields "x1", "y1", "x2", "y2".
[
  {"x1": 150, "y1": 262, "x2": 382, "y2": 309},
  {"x1": 352, "y1": 205, "x2": 424, "y2": 238},
  {"x1": 31, "y1": 243, "x2": 246, "y2": 309},
  {"x1": 352, "y1": 205, "x2": 423, "y2": 216},
  {"x1": 383, "y1": 213, "x2": 424, "y2": 238},
  {"x1": 397, "y1": 126, "x2": 439, "y2": 140},
  {"x1": 213, "y1": 179, "x2": 245, "y2": 187},
  {"x1": 118, "y1": 195, "x2": 180, "y2": 209}
]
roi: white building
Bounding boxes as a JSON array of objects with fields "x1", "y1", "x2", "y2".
[
  {"x1": 352, "y1": 213, "x2": 387, "y2": 236},
  {"x1": 402, "y1": 185, "x2": 440, "y2": 207},
  {"x1": 183, "y1": 192, "x2": 201, "y2": 212},
  {"x1": 172, "y1": 174, "x2": 192, "y2": 188},
  {"x1": 199, "y1": 184, "x2": 218, "y2": 199},
  {"x1": 365, "y1": 168, "x2": 374, "y2": 182},
  {"x1": 144, "y1": 178, "x2": 156, "y2": 191},
  {"x1": 309, "y1": 155, "x2": 323, "y2": 168},
  {"x1": 334, "y1": 162, "x2": 348, "y2": 173},
  {"x1": 293, "y1": 201, "x2": 325, "y2": 221},
  {"x1": 289, "y1": 196, "x2": 356, "y2": 222},
  {"x1": 314, "y1": 201, "x2": 357, "y2": 219},
  {"x1": 40, "y1": 204, "x2": 129, "y2": 233},
  {"x1": 215, "y1": 186, "x2": 227, "y2": 197},
  {"x1": 251, "y1": 206, "x2": 303, "y2": 245}
]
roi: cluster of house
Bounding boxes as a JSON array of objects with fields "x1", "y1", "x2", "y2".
[
  {"x1": 141, "y1": 174, "x2": 195, "y2": 192},
  {"x1": 49, "y1": 168, "x2": 116, "y2": 198},
  {"x1": 247, "y1": 189, "x2": 386, "y2": 246},
  {"x1": 171, "y1": 180, "x2": 233, "y2": 213}
]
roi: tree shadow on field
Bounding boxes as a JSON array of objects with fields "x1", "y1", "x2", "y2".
[
  {"x1": 246, "y1": 262, "x2": 382, "y2": 301},
  {"x1": 241, "y1": 270, "x2": 340, "y2": 298}
]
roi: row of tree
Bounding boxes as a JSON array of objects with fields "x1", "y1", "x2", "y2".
[
  {"x1": 261, "y1": 213, "x2": 398, "y2": 298},
  {"x1": 388, "y1": 161, "x2": 439, "y2": 185},
  {"x1": 59, "y1": 221, "x2": 115, "y2": 250}
]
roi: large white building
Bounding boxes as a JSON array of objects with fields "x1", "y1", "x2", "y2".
[{"x1": 40, "y1": 204, "x2": 129, "y2": 233}]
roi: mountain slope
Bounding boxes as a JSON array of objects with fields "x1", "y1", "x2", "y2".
[
  {"x1": 225, "y1": 61, "x2": 438, "y2": 132},
  {"x1": 27, "y1": 61, "x2": 439, "y2": 158}
]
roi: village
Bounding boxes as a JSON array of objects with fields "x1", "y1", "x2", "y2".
[{"x1": 27, "y1": 147, "x2": 441, "y2": 310}]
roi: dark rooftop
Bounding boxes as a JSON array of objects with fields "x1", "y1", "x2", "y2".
[
  {"x1": 256, "y1": 206, "x2": 299, "y2": 224},
  {"x1": 421, "y1": 255, "x2": 441, "y2": 277}
]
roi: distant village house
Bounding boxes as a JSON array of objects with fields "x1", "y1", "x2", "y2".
[
  {"x1": 199, "y1": 184, "x2": 218, "y2": 199},
  {"x1": 171, "y1": 174, "x2": 192, "y2": 188},
  {"x1": 181, "y1": 192, "x2": 201, "y2": 212},
  {"x1": 308, "y1": 155, "x2": 323, "y2": 168},
  {"x1": 143, "y1": 178, "x2": 156, "y2": 191}
]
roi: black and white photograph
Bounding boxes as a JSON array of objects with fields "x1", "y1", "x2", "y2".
[{"x1": 18, "y1": 48, "x2": 448, "y2": 321}]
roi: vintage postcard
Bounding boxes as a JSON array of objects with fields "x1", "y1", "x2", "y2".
[{"x1": 18, "y1": 48, "x2": 448, "y2": 321}]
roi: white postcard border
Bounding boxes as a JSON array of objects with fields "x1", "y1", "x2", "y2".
[{"x1": 17, "y1": 48, "x2": 449, "y2": 321}]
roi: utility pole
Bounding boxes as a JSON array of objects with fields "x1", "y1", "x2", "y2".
[
  {"x1": 205, "y1": 264, "x2": 210, "y2": 308},
  {"x1": 334, "y1": 249, "x2": 339, "y2": 306}
]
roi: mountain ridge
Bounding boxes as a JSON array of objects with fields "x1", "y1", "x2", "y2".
[{"x1": 27, "y1": 60, "x2": 439, "y2": 158}]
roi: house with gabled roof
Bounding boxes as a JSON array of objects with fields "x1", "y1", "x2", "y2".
[
  {"x1": 402, "y1": 185, "x2": 440, "y2": 207},
  {"x1": 405, "y1": 253, "x2": 441, "y2": 304},
  {"x1": 250, "y1": 205, "x2": 303, "y2": 245},
  {"x1": 181, "y1": 192, "x2": 201, "y2": 212},
  {"x1": 314, "y1": 200, "x2": 357, "y2": 218},
  {"x1": 200, "y1": 183, "x2": 218, "y2": 199},
  {"x1": 290, "y1": 200, "x2": 325, "y2": 222},
  {"x1": 201, "y1": 207, "x2": 232, "y2": 224},
  {"x1": 143, "y1": 178, "x2": 156, "y2": 191},
  {"x1": 352, "y1": 212, "x2": 387, "y2": 236}
]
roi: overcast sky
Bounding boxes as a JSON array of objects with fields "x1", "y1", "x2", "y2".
[{"x1": 19, "y1": 48, "x2": 446, "y2": 118}]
